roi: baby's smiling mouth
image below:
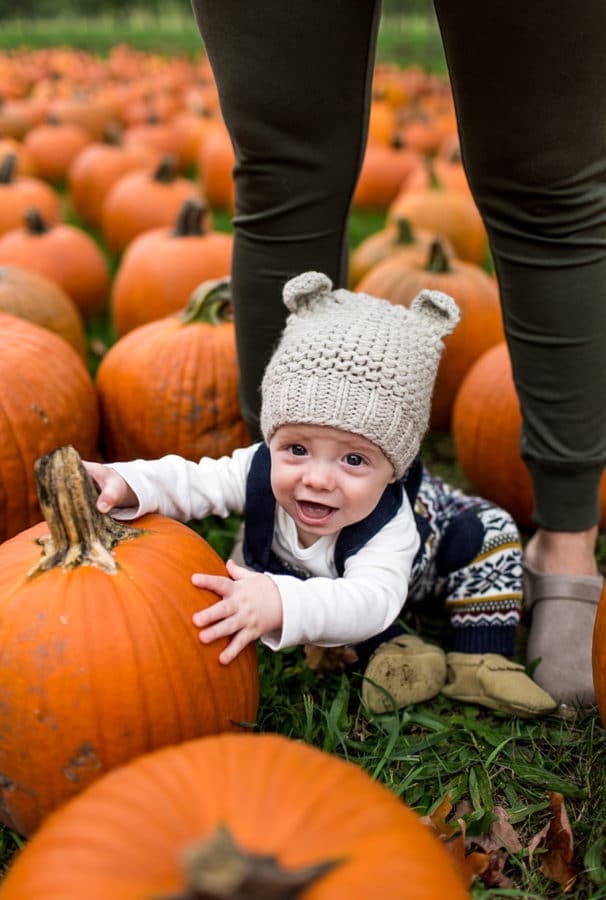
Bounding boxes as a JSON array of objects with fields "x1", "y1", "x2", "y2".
[{"x1": 296, "y1": 500, "x2": 337, "y2": 521}]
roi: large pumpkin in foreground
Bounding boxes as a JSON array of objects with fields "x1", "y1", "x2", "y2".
[
  {"x1": 0, "y1": 446, "x2": 258, "y2": 837},
  {"x1": 0, "y1": 733, "x2": 469, "y2": 899}
]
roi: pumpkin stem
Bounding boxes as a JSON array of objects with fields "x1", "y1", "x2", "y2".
[
  {"x1": 180, "y1": 278, "x2": 232, "y2": 326},
  {"x1": 153, "y1": 155, "x2": 179, "y2": 183},
  {"x1": 23, "y1": 206, "x2": 50, "y2": 234},
  {"x1": 0, "y1": 152, "x2": 17, "y2": 184},
  {"x1": 426, "y1": 238, "x2": 451, "y2": 274},
  {"x1": 29, "y1": 445, "x2": 143, "y2": 577},
  {"x1": 156, "y1": 825, "x2": 339, "y2": 900},
  {"x1": 172, "y1": 198, "x2": 210, "y2": 238},
  {"x1": 394, "y1": 216, "x2": 414, "y2": 246}
]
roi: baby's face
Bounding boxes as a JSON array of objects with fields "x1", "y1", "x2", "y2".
[{"x1": 268, "y1": 423, "x2": 395, "y2": 548}]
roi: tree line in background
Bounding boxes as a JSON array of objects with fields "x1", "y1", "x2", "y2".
[{"x1": 0, "y1": 0, "x2": 435, "y2": 20}]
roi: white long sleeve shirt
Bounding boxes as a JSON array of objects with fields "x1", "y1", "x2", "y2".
[{"x1": 109, "y1": 444, "x2": 420, "y2": 651}]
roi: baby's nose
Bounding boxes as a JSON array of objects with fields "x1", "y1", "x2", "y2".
[{"x1": 303, "y1": 461, "x2": 335, "y2": 490}]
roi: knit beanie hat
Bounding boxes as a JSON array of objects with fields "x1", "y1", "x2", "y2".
[{"x1": 260, "y1": 271, "x2": 460, "y2": 479}]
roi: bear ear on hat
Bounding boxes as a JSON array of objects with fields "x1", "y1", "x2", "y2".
[
  {"x1": 410, "y1": 289, "x2": 460, "y2": 338},
  {"x1": 282, "y1": 271, "x2": 333, "y2": 313}
]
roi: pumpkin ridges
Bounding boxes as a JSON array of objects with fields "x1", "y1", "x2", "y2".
[
  {"x1": 112, "y1": 230, "x2": 233, "y2": 333},
  {"x1": 0, "y1": 503, "x2": 259, "y2": 836},
  {"x1": 0, "y1": 313, "x2": 99, "y2": 542},
  {"x1": 97, "y1": 301, "x2": 248, "y2": 463}
]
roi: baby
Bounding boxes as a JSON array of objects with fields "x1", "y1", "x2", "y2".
[{"x1": 85, "y1": 272, "x2": 556, "y2": 717}]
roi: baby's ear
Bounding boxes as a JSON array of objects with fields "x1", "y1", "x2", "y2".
[
  {"x1": 409, "y1": 289, "x2": 460, "y2": 338},
  {"x1": 282, "y1": 271, "x2": 333, "y2": 313}
]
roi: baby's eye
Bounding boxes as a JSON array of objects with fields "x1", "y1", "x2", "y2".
[
  {"x1": 345, "y1": 453, "x2": 364, "y2": 467},
  {"x1": 289, "y1": 444, "x2": 307, "y2": 456}
]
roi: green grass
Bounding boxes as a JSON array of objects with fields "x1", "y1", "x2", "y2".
[
  {"x1": 0, "y1": 26, "x2": 603, "y2": 896},
  {"x1": 0, "y1": 8, "x2": 447, "y2": 71}
]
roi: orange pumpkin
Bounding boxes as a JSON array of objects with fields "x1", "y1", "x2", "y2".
[
  {"x1": 452, "y1": 342, "x2": 606, "y2": 529},
  {"x1": 0, "y1": 314, "x2": 99, "y2": 542},
  {"x1": 67, "y1": 140, "x2": 159, "y2": 229},
  {"x1": 22, "y1": 118, "x2": 92, "y2": 184},
  {"x1": 197, "y1": 122, "x2": 235, "y2": 211},
  {"x1": 593, "y1": 584, "x2": 606, "y2": 728},
  {"x1": 99, "y1": 279, "x2": 248, "y2": 462},
  {"x1": 0, "y1": 263, "x2": 86, "y2": 357},
  {"x1": 0, "y1": 446, "x2": 259, "y2": 837},
  {"x1": 387, "y1": 187, "x2": 489, "y2": 266},
  {"x1": 0, "y1": 152, "x2": 60, "y2": 236},
  {"x1": 0, "y1": 207, "x2": 111, "y2": 318},
  {"x1": 111, "y1": 197, "x2": 232, "y2": 336},
  {"x1": 121, "y1": 118, "x2": 187, "y2": 170},
  {"x1": 357, "y1": 239, "x2": 504, "y2": 429},
  {"x1": 0, "y1": 733, "x2": 468, "y2": 898},
  {"x1": 101, "y1": 154, "x2": 200, "y2": 253},
  {"x1": 352, "y1": 142, "x2": 429, "y2": 210}
]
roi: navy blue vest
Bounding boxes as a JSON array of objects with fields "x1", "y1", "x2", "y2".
[{"x1": 242, "y1": 443, "x2": 431, "y2": 578}]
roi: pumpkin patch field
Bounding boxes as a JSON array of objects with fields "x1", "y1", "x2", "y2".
[{"x1": 0, "y1": 28, "x2": 605, "y2": 899}]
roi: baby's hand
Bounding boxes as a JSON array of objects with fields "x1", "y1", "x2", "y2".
[
  {"x1": 192, "y1": 559, "x2": 282, "y2": 664},
  {"x1": 82, "y1": 461, "x2": 137, "y2": 513}
]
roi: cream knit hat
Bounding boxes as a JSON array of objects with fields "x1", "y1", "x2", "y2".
[{"x1": 260, "y1": 271, "x2": 460, "y2": 478}]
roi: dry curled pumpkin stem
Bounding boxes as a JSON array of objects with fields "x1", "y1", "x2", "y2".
[
  {"x1": 157, "y1": 825, "x2": 339, "y2": 900},
  {"x1": 172, "y1": 197, "x2": 210, "y2": 238},
  {"x1": 181, "y1": 278, "x2": 232, "y2": 326},
  {"x1": 30, "y1": 445, "x2": 143, "y2": 577}
]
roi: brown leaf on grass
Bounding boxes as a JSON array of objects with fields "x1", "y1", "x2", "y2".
[
  {"x1": 462, "y1": 807, "x2": 522, "y2": 890},
  {"x1": 528, "y1": 791, "x2": 577, "y2": 892},
  {"x1": 419, "y1": 792, "x2": 459, "y2": 839},
  {"x1": 443, "y1": 819, "x2": 489, "y2": 888},
  {"x1": 421, "y1": 800, "x2": 489, "y2": 888}
]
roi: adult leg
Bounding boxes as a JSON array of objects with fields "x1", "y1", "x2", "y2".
[
  {"x1": 190, "y1": 1, "x2": 382, "y2": 438},
  {"x1": 434, "y1": 0, "x2": 606, "y2": 703}
]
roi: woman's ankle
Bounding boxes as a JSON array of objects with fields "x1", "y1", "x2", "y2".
[{"x1": 524, "y1": 526, "x2": 600, "y2": 577}]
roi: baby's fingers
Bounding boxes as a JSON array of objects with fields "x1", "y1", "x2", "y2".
[
  {"x1": 192, "y1": 572, "x2": 233, "y2": 596},
  {"x1": 192, "y1": 599, "x2": 231, "y2": 628}
]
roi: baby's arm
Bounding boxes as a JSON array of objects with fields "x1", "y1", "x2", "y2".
[
  {"x1": 82, "y1": 446, "x2": 258, "y2": 521},
  {"x1": 192, "y1": 560, "x2": 283, "y2": 665}
]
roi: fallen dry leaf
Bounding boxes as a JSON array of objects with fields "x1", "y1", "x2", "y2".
[{"x1": 528, "y1": 791, "x2": 577, "y2": 892}]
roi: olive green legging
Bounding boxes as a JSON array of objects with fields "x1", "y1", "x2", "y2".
[{"x1": 190, "y1": 0, "x2": 606, "y2": 532}]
